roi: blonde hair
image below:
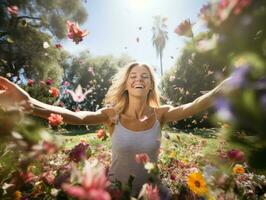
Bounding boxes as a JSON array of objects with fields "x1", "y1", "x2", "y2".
[{"x1": 103, "y1": 62, "x2": 160, "y2": 114}]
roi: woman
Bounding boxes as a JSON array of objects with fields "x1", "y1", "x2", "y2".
[{"x1": 0, "y1": 62, "x2": 229, "y2": 198}]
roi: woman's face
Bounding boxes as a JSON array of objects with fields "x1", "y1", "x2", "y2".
[{"x1": 126, "y1": 65, "x2": 152, "y2": 98}]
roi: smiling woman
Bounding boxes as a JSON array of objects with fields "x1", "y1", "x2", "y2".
[{"x1": 0, "y1": 61, "x2": 230, "y2": 199}]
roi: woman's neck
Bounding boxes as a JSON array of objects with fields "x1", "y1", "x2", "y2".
[{"x1": 124, "y1": 95, "x2": 150, "y2": 119}]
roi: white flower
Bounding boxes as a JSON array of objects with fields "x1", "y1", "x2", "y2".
[
  {"x1": 43, "y1": 41, "x2": 50, "y2": 49},
  {"x1": 144, "y1": 162, "x2": 155, "y2": 173}
]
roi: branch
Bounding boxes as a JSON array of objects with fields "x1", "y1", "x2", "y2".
[{"x1": 17, "y1": 16, "x2": 41, "y2": 21}]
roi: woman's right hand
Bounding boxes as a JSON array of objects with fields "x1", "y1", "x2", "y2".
[{"x1": 0, "y1": 76, "x2": 32, "y2": 110}]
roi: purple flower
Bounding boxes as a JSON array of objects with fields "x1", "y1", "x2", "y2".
[
  {"x1": 69, "y1": 141, "x2": 91, "y2": 162},
  {"x1": 229, "y1": 65, "x2": 250, "y2": 89},
  {"x1": 260, "y1": 94, "x2": 266, "y2": 110},
  {"x1": 214, "y1": 97, "x2": 235, "y2": 121},
  {"x1": 227, "y1": 149, "x2": 245, "y2": 162}
]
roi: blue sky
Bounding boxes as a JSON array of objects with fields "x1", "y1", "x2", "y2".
[{"x1": 63, "y1": 0, "x2": 209, "y2": 76}]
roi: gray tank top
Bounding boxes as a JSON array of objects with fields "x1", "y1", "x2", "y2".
[{"x1": 108, "y1": 112, "x2": 161, "y2": 196}]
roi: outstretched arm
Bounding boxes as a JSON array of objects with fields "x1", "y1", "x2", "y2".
[
  {"x1": 0, "y1": 77, "x2": 109, "y2": 125},
  {"x1": 161, "y1": 77, "x2": 231, "y2": 123}
]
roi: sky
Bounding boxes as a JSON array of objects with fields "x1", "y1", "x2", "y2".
[{"x1": 62, "y1": 0, "x2": 210, "y2": 76}]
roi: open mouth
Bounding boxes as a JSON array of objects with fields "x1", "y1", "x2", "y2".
[{"x1": 133, "y1": 84, "x2": 145, "y2": 89}]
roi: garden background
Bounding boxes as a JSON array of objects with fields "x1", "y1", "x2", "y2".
[{"x1": 0, "y1": 0, "x2": 266, "y2": 199}]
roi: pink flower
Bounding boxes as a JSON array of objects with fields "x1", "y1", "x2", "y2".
[
  {"x1": 63, "y1": 81, "x2": 70, "y2": 87},
  {"x1": 138, "y1": 183, "x2": 160, "y2": 200},
  {"x1": 67, "y1": 21, "x2": 88, "y2": 44},
  {"x1": 135, "y1": 153, "x2": 150, "y2": 164},
  {"x1": 48, "y1": 113, "x2": 63, "y2": 127},
  {"x1": 174, "y1": 19, "x2": 193, "y2": 38},
  {"x1": 96, "y1": 129, "x2": 107, "y2": 139},
  {"x1": 68, "y1": 141, "x2": 91, "y2": 162},
  {"x1": 88, "y1": 67, "x2": 95, "y2": 76},
  {"x1": 49, "y1": 87, "x2": 60, "y2": 98},
  {"x1": 227, "y1": 149, "x2": 245, "y2": 162},
  {"x1": 62, "y1": 164, "x2": 111, "y2": 200},
  {"x1": 42, "y1": 171, "x2": 55, "y2": 185},
  {"x1": 217, "y1": 0, "x2": 252, "y2": 21},
  {"x1": 27, "y1": 79, "x2": 34, "y2": 87},
  {"x1": 42, "y1": 141, "x2": 58, "y2": 154},
  {"x1": 7, "y1": 5, "x2": 19, "y2": 16},
  {"x1": 66, "y1": 84, "x2": 92, "y2": 103}
]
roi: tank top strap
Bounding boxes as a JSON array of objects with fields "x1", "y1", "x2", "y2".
[{"x1": 153, "y1": 107, "x2": 158, "y2": 121}]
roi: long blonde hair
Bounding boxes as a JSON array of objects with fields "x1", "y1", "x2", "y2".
[{"x1": 103, "y1": 62, "x2": 160, "y2": 114}]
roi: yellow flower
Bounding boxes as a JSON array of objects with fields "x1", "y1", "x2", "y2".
[
  {"x1": 187, "y1": 172, "x2": 208, "y2": 196},
  {"x1": 14, "y1": 190, "x2": 22, "y2": 200},
  {"x1": 169, "y1": 151, "x2": 177, "y2": 158},
  {"x1": 233, "y1": 164, "x2": 245, "y2": 174}
]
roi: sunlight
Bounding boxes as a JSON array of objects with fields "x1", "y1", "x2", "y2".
[{"x1": 128, "y1": 0, "x2": 151, "y2": 11}]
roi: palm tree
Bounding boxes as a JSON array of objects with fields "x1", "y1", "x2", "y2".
[{"x1": 152, "y1": 16, "x2": 168, "y2": 76}]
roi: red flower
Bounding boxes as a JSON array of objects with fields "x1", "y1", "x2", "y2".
[
  {"x1": 135, "y1": 153, "x2": 150, "y2": 164},
  {"x1": 55, "y1": 43, "x2": 63, "y2": 49},
  {"x1": 174, "y1": 19, "x2": 193, "y2": 38},
  {"x1": 67, "y1": 21, "x2": 88, "y2": 44},
  {"x1": 48, "y1": 113, "x2": 63, "y2": 127},
  {"x1": 49, "y1": 87, "x2": 60, "y2": 98},
  {"x1": 96, "y1": 129, "x2": 107, "y2": 139},
  {"x1": 27, "y1": 79, "x2": 34, "y2": 87},
  {"x1": 62, "y1": 163, "x2": 111, "y2": 200},
  {"x1": 7, "y1": 5, "x2": 19, "y2": 16},
  {"x1": 46, "y1": 79, "x2": 53, "y2": 85},
  {"x1": 227, "y1": 149, "x2": 245, "y2": 162},
  {"x1": 68, "y1": 141, "x2": 91, "y2": 162}
]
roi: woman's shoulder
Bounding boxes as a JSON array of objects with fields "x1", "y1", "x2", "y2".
[
  {"x1": 98, "y1": 107, "x2": 117, "y2": 125},
  {"x1": 155, "y1": 105, "x2": 172, "y2": 114}
]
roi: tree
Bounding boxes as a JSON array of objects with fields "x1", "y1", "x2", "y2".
[
  {"x1": 0, "y1": 0, "x2": 87, "y2": 82},
  {"x1": 152, "y1": 16, "x2": 168, "y2": 76}
]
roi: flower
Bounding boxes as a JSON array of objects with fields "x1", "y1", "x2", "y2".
[
  {"x1": 46, "y1": 79, "x2": 53, "y2": 85},
  {"x1": 144, "y1": 162, "x2": 155, "y2": 173},
  {"x1": 43, "y1": 41, "x2": 50, "y2": 49},
  {"x1": 62, "y1": 162, "x2": 111, "y2": 200},
  {"x1": 49, "y1": 87, "x2": 60, "y2": 98},
  {"x1": 27, "y1": 79, "x2": 34, "y2": 87},
  {"x1": 7, "y1": 6, "x2": 19, "y2": 16},
  {"x1": 88, "y1": 67, "x2": 95, "y2": 76},
  {"x1": 214, "y1": 97, "x2": 235, "y2": 122},
  {"x1": 138, "y1": 183, "x2": 160, "y2": 200},
  {"x1": 55, "y1": 43, "x2": 62, "y2": 49},
  {"x1": 14, "y1": 190, "x2": 22, "y2": 200},
  {"x1": 135, "y1": 153, "x2": 150, "y2": 164},
  {"x1": 48, "y1": 113, "x2": 63, "y2": 127},
  {"x1": 233, "y1": 164, "x2": 245, "y2": 174},
  {"x1": 63, "y1": 81, "x2": 70, "y2": 87},
  {"x1": 227, "y1": 149, "x2": 245, "y2": 162},
  {"x1": 43, "y1": 140, "x2": 58, "y2": 154},
  {"x1": 174, "y1": 19, "x2": 193, "y2": 37},
  {"x1": 187, "y1": 172, "x2": 208, "y2": 196},
  {"x1": 68, "y1": 141, "x2": 91, "y2": 162},
  {"x1": 96, "y1": 129, "x2": 107, "y2": 139},
  {"x1": 66, "y1": 84, "x2": 92, "y2": 103},
  {"x1": 67, "y1": 21, "x2": 88, "y2": 44}
]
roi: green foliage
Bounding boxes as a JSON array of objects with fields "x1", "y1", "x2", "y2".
[
  {"x1": 199, "y1": 0, "x2": 266, "y2": 170},
  {"x1": 161, "y1": 33, "x2": 228, "y2": 129},
  {"x1": 0, "y1": 0, "x2": 87, "y2": 82}
]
